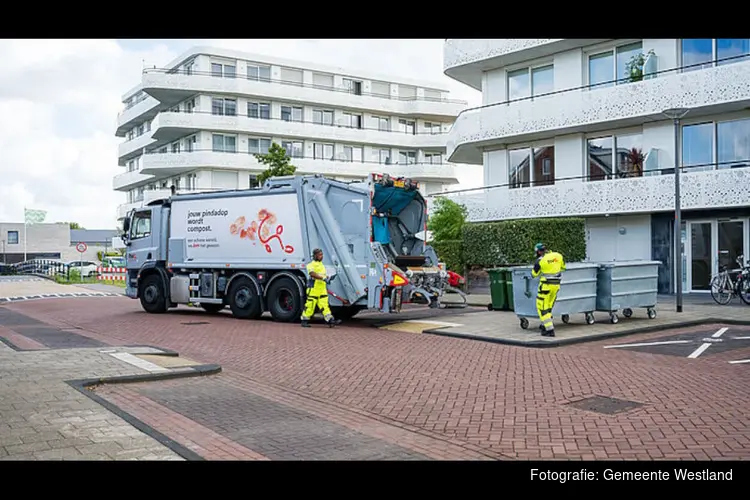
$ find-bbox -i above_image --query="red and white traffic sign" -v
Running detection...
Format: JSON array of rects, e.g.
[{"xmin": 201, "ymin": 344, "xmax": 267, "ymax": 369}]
[{"xmin": 76, "ymin": 242, "xmax": 88, "ymax": 253}]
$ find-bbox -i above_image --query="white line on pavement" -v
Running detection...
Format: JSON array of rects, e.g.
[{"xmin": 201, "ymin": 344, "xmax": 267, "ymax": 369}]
[
  {"xmin": 729, "ymin": 359, "xmax": 750, "ymax": 364},
  {"xmin": 604, "ymin": 340, "xmax": 692, "ymax": 349},
  {"xmin": 732, "ymin": 336, "xmax": 750, "ymax": 340},
  {"xmin": 712, "ymin": 327, "xmax": 728, "ymax": 338},
  {"xmin": 109, "ymin": 352, "xmax": 169, "ymax": 373}
]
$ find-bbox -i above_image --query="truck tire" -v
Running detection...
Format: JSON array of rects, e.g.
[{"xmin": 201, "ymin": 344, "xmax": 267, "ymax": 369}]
[
  {"xmin": 266, "ymin": 277, "xmax": 303, "ymax": 322},
  {"xmin": 227, "ymin": 276, "xmax": 262, "ymax": 320},
  {"xmin": 139, "ymin": 274, "xmax": 168, "ymax": 314}
]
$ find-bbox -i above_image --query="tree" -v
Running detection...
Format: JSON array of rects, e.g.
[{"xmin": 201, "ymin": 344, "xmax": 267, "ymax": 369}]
[
  {"xmin": 59, "ymin": 222, "xmax": 84, "ymax": 229},
  {"xmin": 427, "ymin": 197, "xmax": 468, "ymax": 242},
  {"xmin": 254, "ymin": 142, "xmax": 297, "ymax": 184}
]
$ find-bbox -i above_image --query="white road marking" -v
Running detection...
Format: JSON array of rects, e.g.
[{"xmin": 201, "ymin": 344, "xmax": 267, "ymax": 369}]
[
  {"xmin": 729, "ymin": 359, "xmax": 750, "ymax": 364},
  {"xmin": 687, "ymin": 327, "xmax": 729, "ymax": 359},
  {"xmin": 109, "ymin": 352, "xmax": 169, "ymax": 373},
  {"xmin": 604, "ymin": 340, "xmax": 691, "ymax": 349},
  {"xmin": 732, "ymin": 336, "xmax": 750, "ymax": 340}
]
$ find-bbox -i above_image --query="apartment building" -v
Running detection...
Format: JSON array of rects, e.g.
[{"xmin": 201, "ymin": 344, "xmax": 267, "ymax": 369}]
[
  {"xmin": 441, "ymin": 38, "xmax": 750, "ymax": 294},
  {"xmin": 114, "ymin": 45, "xmax": 468, "ymax": 221}
]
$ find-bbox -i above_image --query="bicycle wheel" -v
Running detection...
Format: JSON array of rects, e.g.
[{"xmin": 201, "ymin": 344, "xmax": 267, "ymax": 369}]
[
  {"xmin": 738, "ymin": 276, "xmax": 750, "ymax": 306},
  {"xmin": 710, "ymin": 274, "xmax": 733, "ymax": 305}
]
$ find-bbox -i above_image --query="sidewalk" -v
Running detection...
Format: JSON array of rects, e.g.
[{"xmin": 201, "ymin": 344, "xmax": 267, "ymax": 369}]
[{"xmin": 421, "ymin": 294, "xmax": 750, "ymax": 347}]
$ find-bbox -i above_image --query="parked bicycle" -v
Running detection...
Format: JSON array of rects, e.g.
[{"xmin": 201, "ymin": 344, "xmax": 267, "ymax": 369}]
[{"xmin": 709, "ymin": 254, "xmax": 750, "ymax": 305}]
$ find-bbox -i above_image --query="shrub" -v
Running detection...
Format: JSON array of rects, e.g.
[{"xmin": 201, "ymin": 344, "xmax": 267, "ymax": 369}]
[
  {"xmin": 462, "ymin": 218, "xmax": 586, "ymax": 267},
  {"xmin": 431, "ymin": 239, "xmax": 464, "ymax": 272}
]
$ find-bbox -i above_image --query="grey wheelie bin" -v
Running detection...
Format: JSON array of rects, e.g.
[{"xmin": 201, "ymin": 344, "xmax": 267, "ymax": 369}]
[
  {"xmin": 595, "ymin": 260, "xmax": 661, "ymax": 324},
  {"xmin": 510, "ymin": 262, "xmax": 599, "ymax": 331}
]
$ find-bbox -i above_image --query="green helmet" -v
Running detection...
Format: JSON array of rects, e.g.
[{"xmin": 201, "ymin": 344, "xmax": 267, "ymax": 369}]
[{"xmin": 534, "ymin": 243, "xmax": 546, "ymax": 253}]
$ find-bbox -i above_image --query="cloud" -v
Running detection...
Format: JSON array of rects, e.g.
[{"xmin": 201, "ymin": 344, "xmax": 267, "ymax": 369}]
[{"xmin": 0, "ymin": 39, "xmax": 480, "ymax": 230}]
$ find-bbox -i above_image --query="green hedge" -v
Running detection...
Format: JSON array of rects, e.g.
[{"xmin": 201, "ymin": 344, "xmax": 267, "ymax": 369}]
[
  {"xmin": 462, "ymin": 218, "xmax": 586, "ymax": 267},
  {"xmin": 431, "ymin": 239, "xmax": 464, "ymax": 272}
]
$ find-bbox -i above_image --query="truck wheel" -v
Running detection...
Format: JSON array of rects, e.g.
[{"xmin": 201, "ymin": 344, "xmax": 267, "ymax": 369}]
[
  {"xmin": 139, "ymin": 274, "xmax": 168, "ymax": 314},
  {"xmin": 227, "ymin": 277, "xmax": 262, "ymax": 320},
  {"xmin": 266, "ymin": 277, "xmax": 302, "ymax": 322}
]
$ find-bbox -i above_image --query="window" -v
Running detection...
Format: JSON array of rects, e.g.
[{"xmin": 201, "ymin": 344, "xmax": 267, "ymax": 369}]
[
  {"xmin": 171, "ymin": 142, "xmax": 180, "ymax": 154},
  {"xmin": 375, "ymin": 116, "xmax": 390, "ymax": 132},
  {"xmin": 184, "ymin": 99, "xmax": 195, "ymax": 113},
  {"xmin": 717, "ymin": 118, "xmax": 750, "ymax": 169},
  {"xmin": 682, "ymin": 123, "xmax": 714, "ymax": 172},
  {"xmin": 424, "ymin": 153, "xmax": 442, "ymax": 164},
  {"xmin": 424, "ymin": 122, "xmax": 442, "ymax": 134},
  {"xmin": 588, "ymin": 42, "xmax": 643, "ymax": 88},
  {"xmin": 682, "ymin": 38, "xmax": 750, "ymax": 71},
  {"xmin": 398, "ymin": 151, "xmax": 416, "ymax": 164},
  {"xmin": 313, "ymin": 109, "xmax": 334, "ymax": 126},
  {"xmin": 186, "ymin": 174, "xmax": 196, "ymax": 190},
  {"xmin": 399, "ymin": 119, "xmax": 415, "ymax": 135},
  {"xmin": 343, "ymin": 112, "xmax": 363, "ymax": 129},
  {"xmin": 343, "ymin": 78, "xmax": 363, "ymax": 95},
  {"xmin": 211, "ymin": 62, "xmax": 236, "ymax": 78},
  {"xmin": 184, "ymin": 135, "xmax": 196, "ymax": 153},
  {"xmin": 281, "ymin": 105, "xmax": 303, "ymax": 122},
  {"xmin": 157, "ymin": 147, "xmax": 167, "ymax": 154},
  {"xmin": 343, "ymin": 146, "xmax": 364, "ymax": 162},
  {"xmin": 183, "ymin": 61, "xmax": 193, "ymax": 76},
  {"xmin": 507, "ymin": 64, "xmax": 554, "ymax": 100},
  {"xmin": 211, "ymin": 97, "xmax": 237, "ymax": 116},
  {"xmin": 313, "ymin": 143, "xmax": 334, "ymax": 160},
  {"xmin": 249, "ymin": 175, "xmax": 260, "ymax": 188},
  {"xmin": 508, "ymin": 146, "xmax": 555, "ymax": 188},
  {"xmin": 248, "ymin": 102, "xmax": 270, "ymax": 120},
  {"xmin": 247, "ymin": 64, "xmax": 271, "ymax": 82},
  {"xmin": 379, "ymin": 149, "xmax": 391, "ymax": 164},
  {"xmin": 587, "ymin": 133, "xmax": 643, "ymax": 181},
  {"xmin": 281, "ymin": 140, "xmax": 304, "ymax": 158},
  {"xmin": 7, "ymin": 231, "xmax": 19, "ymax": 245},
  {"xmin": 130, "ymin": 211, "xmax": 151, "ymax": 240},
  {"xmin": 249, "ymin": 138, "xmax": 272, "ymax": 155},
  {"xmin": 212, "ymin": 134, "xmax": 237, "ymax": 153}
]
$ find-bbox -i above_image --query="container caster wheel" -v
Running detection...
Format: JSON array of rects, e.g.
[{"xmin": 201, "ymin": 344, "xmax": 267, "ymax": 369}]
[
  {"xmin": 610, "ymin": 312, "xmax": 619, "ymax": 324},
  {"xmin": 647, "ymin": 308, "xmax": 657, "ymax": 319},
  {"xmin": 585, "ymin": 313, "xmax": 595, "ymax": 325},
  {"xmin": 623, "ymin": 308, "xmax": 633, "ymax": 318},
  {"xmin": 520, "ymin": 318, "xmax": 529, "ymax": 330},
  {"xmin": 562, "ymin": 314, "xmax": 570, "ymax": 324},
  {"xmin": 487, "ymin": 303, "xmax": 493, "ymax": 311}
]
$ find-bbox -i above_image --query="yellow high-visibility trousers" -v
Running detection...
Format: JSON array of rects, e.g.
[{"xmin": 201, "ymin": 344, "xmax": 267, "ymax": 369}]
[
  {"xmin": 301, "ymin": 290, "xmax": 333, "ymax": 322},
  {"xmin": 536, "ymin": 281, "xmax": 560, "ymax": 332}
]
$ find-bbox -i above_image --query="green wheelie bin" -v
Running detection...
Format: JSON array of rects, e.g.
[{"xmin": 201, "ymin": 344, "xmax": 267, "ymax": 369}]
[
  {"xmin": 505, "ymin": 271, "xmax": 515, "ymax": 311},
  {"xmin": 487, "ymin": 267, "xmax": 509, "ymax": 311}
]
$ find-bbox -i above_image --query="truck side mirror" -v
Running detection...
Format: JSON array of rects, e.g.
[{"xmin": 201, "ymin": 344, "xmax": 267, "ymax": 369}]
[{"xmin": 122, "ymin": 218, "xmax": 130, "ymax": 233}]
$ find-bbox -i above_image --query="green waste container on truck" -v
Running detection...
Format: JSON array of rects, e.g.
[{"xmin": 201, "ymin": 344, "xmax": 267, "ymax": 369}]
[{"xmin": 487, "ymin": 267, "xmax": 509, "ymax": 311}]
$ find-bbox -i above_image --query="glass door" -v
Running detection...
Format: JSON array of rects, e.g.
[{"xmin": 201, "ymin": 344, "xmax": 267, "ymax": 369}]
[
  {"xmin": 689, "ymin": 222, "xmax": 712, "ymax": 291},
  {"xmin": 718, "ymin": 220, "xmax": 745, "ymax": 272}
]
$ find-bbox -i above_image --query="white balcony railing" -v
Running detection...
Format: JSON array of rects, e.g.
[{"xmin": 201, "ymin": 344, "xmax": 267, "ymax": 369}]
[
  {"xmin": 141, "ymin": 70, "xmax": 467, "ymax": 119},
  {"xmin": 116, "ymin": 96, "xmax": 160, "ymax": 137},
  {"xmin": 112, "ymin": 169, "xmax": 154, "ymax": 190},
  {"xmin": 433, "ymin": 166, "xmax": 750, "ymax": 222},
  {"xmin": 447, "ymin": 58, "xmax": 750, "ymax": 165},
  {"xmin": 118, "ymin": 132, "xmax": 156, "ymax": 162},
  {"xmin": 140, "ymin": 150, "xmax": 459, "ymax": 183},
  {"xmin": 153, "ymin": 111, "xmax": 449, "ymax": 150}
]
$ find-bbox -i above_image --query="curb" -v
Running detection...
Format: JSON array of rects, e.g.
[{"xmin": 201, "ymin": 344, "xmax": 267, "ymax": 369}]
[
  {"xmin": 422, "ymin": 318, "xmax": 750, "ymax": 348},
  {"xmin": 66, "ymin": 352, "xmax": 222, "ymax": 461}
]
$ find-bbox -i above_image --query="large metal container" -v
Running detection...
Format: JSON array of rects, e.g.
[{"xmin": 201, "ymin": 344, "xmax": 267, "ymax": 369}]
[
  {"xmin": 595, "ymin": 260, "xmax": 661, "ymax": 324},
  {"xmin": 510, "ymin": 262, "xmax": 599, "ymax": 330}
]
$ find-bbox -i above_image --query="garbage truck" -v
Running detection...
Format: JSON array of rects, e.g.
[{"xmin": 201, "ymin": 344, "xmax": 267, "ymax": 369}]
[{"xmin": 119, "ymin": 173, "xmax": 466, "ymax": 322}]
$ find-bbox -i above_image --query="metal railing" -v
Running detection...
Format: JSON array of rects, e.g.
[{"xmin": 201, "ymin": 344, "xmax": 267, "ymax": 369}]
[
  {"xmin": 141, "ymin": 67, "xmax": 469, "ymax": 105},
  {"xmin": 7, "ymin": 259, "xmax": 71, "ymax": 279},
  {"xmin": 451, "ymin": 52, "xmax": 750, "ymax": 120}
]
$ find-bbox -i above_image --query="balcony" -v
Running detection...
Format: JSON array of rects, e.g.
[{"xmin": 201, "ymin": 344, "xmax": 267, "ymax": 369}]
[
  {"xmin": 152, "ymin": 111, "xmax": 449, "ymax": 150},
  {"xmin": 116, "ymin": 188, "xmax": 205, "ymax": 219},
  {"xmin": 447, "ymin": 58, "xmax": 750, "ymax": 165},
  {"xmin": 141, "ymin": 70, "xmax": 467, "ymax": 120},
  {"xmin": 443, "ymin": 39, "xmax": 610, "ymax": 89},
  {"xmin": 434, "ymin": 166, "xmax": 750, "ymax": 222},
  {"xmin": 113, "ymin": 169, "xmax": 154, "ymax": 191},
  {"xmin": 118, "ymin": 132, "xmax": 156, "ymax": 164},
  {"xmin": 115, "ymin": 95, "xmax": 161, "ymax": 137},
  {"xmin": 140, "ymin": 150, "xmax": 459, "ymax": 183}
]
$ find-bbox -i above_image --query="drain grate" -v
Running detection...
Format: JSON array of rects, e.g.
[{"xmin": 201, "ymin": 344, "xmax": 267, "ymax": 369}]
[
  {"xmin": 181, "ymin": 321, "xmax": 210, "ymax": 326},
  {"xmin": 565, "ymin": 395, "xmax": 643, "ymax": 415}
]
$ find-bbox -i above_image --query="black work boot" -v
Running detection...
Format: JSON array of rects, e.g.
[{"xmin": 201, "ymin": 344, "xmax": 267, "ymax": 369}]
[
  {"xmin": 300, "ymin": 319, "xmax": 310, "ymax": 328},
  {"xmin": 541, "ymin": 328, "xmax": 555, "ymax": 337},
  {"xmin": 327, "ymin": 318, "xmax": 342, "ymax": 328}
]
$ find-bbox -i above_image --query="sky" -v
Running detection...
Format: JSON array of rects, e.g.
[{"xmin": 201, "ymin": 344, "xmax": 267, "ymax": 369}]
[{"xmin": 0, "ymin": 38, "xmax": 482, "ymax": 230}]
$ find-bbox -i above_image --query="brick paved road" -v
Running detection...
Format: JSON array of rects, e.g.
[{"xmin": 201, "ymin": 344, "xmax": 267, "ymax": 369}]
[{"xmin": 4, "ymin": 296, "xmax": 750, "ymax": 460}]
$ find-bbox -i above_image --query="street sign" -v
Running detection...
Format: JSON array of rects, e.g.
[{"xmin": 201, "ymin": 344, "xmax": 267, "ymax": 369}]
[{"xmin": 76, "ymin": 242, "xmax": 88, "ymax": 254}]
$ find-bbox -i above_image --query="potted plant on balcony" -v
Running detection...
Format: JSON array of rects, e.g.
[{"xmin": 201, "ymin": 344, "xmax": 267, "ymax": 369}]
[
  {"xmin": 625, "ymin": 49, "xmax": 655, "ymax": 83},
  {"xmin": 624, "ymin": 147, "xmax": 645, "ymax": 177}
]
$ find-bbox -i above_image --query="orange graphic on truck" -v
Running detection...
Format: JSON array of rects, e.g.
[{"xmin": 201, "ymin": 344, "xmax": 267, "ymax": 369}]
[{"xmin": 229, "ymin": 209, "xmax": 294, "ymax": 254}]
